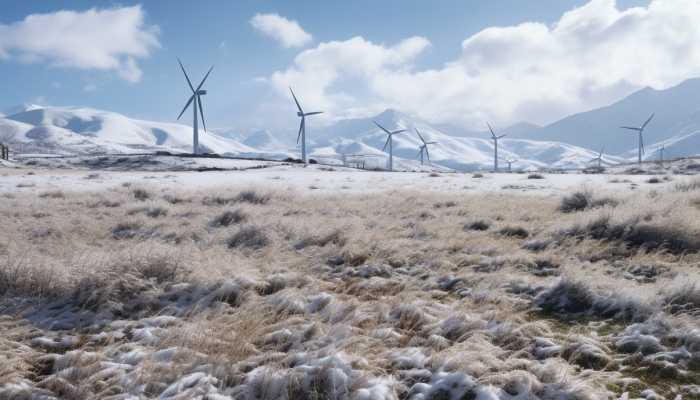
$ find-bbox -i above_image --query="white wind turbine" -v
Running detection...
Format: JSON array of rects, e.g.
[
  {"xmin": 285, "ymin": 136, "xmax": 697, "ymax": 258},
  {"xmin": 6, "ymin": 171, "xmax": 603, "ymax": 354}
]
[
  {"xmin": 651, "ymin": 142, "xmax": 672, "ymax": 161},
  {"xmin": 487, "ymin": 123, "xmax": 506, "ymax": 172},
  {"xmin": 588, "ymin": 146, "xmax": 605, "ymax": 168},
  {"xmin": 176, "ymin": 59, "xmax": 213, "ymax": 155},
  {"xmin": 374, "ymin": 121, "xmax": 406, "ymax": 171},
  {"xmin": 289, "ymin": 87, "xmax": 323, "ymax": 163},
  {"xmin": 504, "ymin": 156, "xmax": 517, "ymax": 172},
  {"xmin": 621, "ymin": 114, "xmax": 654, "ymax": 164},
  {"xmin": 414, "ymin": 128, "xmax": 437, "ymax": 165}
]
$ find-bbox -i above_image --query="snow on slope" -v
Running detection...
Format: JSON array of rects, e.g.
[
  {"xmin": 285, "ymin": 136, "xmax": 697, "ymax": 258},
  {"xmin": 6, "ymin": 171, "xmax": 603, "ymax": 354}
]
[
  {"xmin": 3, "ymin": 105, "xmax": 255, "ymax": 155},
  {"xmin": 522, "ymin": 77, "xmax": 700, "ymax": 157},
  {"xmin": 632, "ymin": 107, "xmax": 700, "ymax": 161},
  {"xmin": 302, "ymin": 109, "xmax": 615, "ymax": 171},
  {"xmin": 0, "ymin": 116, "xmax": 138, "ymax": 155},
  {"xmin": 0, "ymin": 103, "xmax": 624, "ymax": 170},
  {"xmin": 0, "ymin": 102, "xmax": 44, "ymax": 118}
]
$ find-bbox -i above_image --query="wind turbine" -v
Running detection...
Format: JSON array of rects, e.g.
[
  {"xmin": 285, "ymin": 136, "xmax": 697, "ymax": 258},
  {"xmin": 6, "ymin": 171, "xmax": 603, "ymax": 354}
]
[
  {"xmin": 487, "ymin": 123, "xmax": 506, "ymax": 172},
  {"xmin": 176, "ymin": 59, "xmax": 213, "ymax": 155},
  {"xmin": 651, "ymin": 142, "xmax": 671, "ymax": 161},
  {"xmin": 621, "ymin": 114, "xmax": 654, "ymax": 164},
  {"xmin": 374, "ymin": 121, "xmax": 406, "ymax": 171},
  {"xmin": 504, "ymin": 156, "xmax": 517, "ymax": 172},
  {"xmin": 414, "ymin": 128, "xmax": 437, "ymax": 165},
  {"xmin": 289, "ymin": 87, "xmax": 323, "ymax": 163},
  {"xmin": 588, "ymin": 146, "xmax": 605, "ymax": 168}
]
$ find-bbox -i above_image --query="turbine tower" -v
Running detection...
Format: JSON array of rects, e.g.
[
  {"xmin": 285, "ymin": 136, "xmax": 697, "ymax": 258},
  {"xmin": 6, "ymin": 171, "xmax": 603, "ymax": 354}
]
[
  {"xmin": 414, "ymin": 128, "xmax": 437, "ymax": 165},
  {"xmin": 487, "ymin": 123, "xmax": 506, "ymax": 172},
  {"xmin": 289, "ymin": 87, "xmax": 323, "ymax": 163},
  {"xmin": 177, "ymin": 59, "xmax": 213, "ymax": 155},
  {"xmin": 652, "ymin": 142, "xmax": 671, "ymax": 161},
  {"xmin": 504, "ymin": 157, "xmax": 517, "ymax": 172},
  {"xmin": 621, "ymin": 114, "xmax": 654, "ymax": 164},
  {"xmin": 374, "ymin": 121, "xmax": 406, "ymax": 171},
  {"xmin": 589, "ymin": 146, "xmax": 605, "ymax": 168}
]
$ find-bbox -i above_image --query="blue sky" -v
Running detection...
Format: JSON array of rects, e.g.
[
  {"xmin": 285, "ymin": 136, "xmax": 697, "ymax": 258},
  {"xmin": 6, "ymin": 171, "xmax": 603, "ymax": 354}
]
[{"xmin": 2, "ymin": 0, "xmax": 698, "ymax": 131}]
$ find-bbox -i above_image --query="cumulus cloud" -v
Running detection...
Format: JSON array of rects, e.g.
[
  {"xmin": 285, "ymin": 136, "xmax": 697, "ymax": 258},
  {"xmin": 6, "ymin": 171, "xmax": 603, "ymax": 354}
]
[
  {"xmin": 269, "ymin": 36, "xmax": 431, "ymax": 114},
  {"xmin": 266, "ymin": 0, "xmax": 700, "ymax": 128},
  {"xmin": 250, "ymin": 13, "xmax": 313, "ymax": 48},
  {"xmin": 0, "ymin": 6, "xmax": 160, "ymax": 83}
]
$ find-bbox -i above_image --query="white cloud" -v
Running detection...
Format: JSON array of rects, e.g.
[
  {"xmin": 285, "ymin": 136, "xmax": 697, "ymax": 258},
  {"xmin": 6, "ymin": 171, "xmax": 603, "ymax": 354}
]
[
  {"xmin": 83, "ymin": 84, "xmax": 97, "ymax": 92},
  {"xmin": 250, "ymin": 13, "xmax": 313, "ymax": 48},
  {"xmin": 265, "ymin": 0, "xmax": 700, "ymax": 128},
  {"xmin": 0, "ymin": 6, "xmax": 160, "ymax": 83},
  {"xmin": 51, "ymin": 81, "xmax": 61, "ymax": 89},
  {"xmin": 269, "ymin": 36, "xmax": 431, "ymax": 115}
]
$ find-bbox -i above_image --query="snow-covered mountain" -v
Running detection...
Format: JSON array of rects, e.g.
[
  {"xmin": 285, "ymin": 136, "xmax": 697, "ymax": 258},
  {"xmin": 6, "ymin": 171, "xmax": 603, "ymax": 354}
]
[
  {"xmin": 519, "ymin": 77, "xmax": 700, "ymax": 157},
  {"xmin": 1, "ymin": 105, "xmax": 255, "ymax": 156},
  {"xmin": 0, "ymin": 103, "xmax": 614, "ymax": 170}
]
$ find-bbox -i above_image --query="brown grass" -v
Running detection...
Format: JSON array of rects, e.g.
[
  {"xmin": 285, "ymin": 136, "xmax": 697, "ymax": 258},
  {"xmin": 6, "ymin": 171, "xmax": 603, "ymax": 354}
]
[{"xmin": 0, "ymin": 182, "xmax": 698, "ymax": 398}]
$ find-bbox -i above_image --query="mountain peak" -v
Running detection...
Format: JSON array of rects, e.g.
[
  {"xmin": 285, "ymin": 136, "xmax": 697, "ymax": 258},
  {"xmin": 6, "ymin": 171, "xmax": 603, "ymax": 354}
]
[{"xmin": 0, "ymin": 102, "xmax": 44, "ymax": 117}]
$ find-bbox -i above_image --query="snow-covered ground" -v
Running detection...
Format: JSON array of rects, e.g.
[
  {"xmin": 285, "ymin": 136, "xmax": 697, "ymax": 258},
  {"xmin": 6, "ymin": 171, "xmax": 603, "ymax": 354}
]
[{"xmin": 0, "ymin": 153, "xmax": 684, "ymax": 196}]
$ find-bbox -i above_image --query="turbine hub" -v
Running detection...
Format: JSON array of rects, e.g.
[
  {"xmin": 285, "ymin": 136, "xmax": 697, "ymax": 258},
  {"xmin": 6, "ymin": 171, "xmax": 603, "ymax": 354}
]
[
  {"xmin": 196, "ymin": 90, "xmax": 207, "ymax": 95},
  {"xmin": 297, "ymin": 112, "xmax": 304, "ymax": 117}
]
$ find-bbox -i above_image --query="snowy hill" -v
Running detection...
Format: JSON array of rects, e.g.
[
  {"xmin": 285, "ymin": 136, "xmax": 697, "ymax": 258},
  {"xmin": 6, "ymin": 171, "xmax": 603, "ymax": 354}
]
[{"xmin": 2, "ymin": 105, "xmax": 255, "ymax": 155}]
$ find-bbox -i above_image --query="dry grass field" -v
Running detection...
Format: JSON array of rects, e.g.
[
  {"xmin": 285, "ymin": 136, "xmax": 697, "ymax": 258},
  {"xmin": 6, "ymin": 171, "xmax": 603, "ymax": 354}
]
[{"xmin": 1, "ymin": 175, "xmax": 699, "ymax": 399}]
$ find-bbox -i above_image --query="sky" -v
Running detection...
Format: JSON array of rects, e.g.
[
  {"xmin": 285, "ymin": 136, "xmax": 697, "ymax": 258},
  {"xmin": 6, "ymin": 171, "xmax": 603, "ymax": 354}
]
[{"xmin": 2, "ymin": 0, "xmax": 699, "ymax": 132}]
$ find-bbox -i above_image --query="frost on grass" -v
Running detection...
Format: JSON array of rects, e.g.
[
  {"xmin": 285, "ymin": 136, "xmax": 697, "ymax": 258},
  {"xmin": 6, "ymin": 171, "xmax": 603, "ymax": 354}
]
[{"xmin": 1, "ymin": 185, "xmax": 700, "ymax": 399}]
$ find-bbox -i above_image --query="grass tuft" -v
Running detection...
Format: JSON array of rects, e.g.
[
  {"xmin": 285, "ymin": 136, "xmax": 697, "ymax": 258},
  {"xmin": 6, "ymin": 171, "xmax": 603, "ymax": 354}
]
[
  {"xmin": 464, "ymin": 220, "xmax": 490, "ymax": 231},
  {"xmin": 210, "ymin": 209, "xmax": 247, "ymax": 227},
  {"xmin": 227, "ymin": 225, "xmax": 269, "ymax": 249}
]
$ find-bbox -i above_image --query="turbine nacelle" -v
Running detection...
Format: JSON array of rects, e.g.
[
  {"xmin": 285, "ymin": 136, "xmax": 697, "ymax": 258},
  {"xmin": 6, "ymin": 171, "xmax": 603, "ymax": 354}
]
[{"xmin": 196, "ymin": 90, "xmax": 207, "ymax": 95}]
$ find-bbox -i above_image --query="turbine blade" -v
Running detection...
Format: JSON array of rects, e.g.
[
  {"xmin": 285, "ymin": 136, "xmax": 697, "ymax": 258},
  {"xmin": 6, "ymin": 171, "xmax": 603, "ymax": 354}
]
[
  {"xmin": 621, "ymin": 127, "xmax": 640, "ymax": 130},
  {"xmin": 297, "ymin": 117, "xmax": 304, "ymax": 143},
  {"xmin": 425, "ymin": 147, "xmax": 430, "ymax": 164},
  {"xmin": 641, "ymin": 134, "xmax": 645, "ymax": 154},
  {"xmin": 289, "ymin": 87, "xmax": 303, "ymax": 114},
  {"xmin": 497, "ymin": 134, "xmax": 507, "ymax": 139},
  {"xmin": 198, "ymin": 96, "xmax": 206, "ymax": 132},
  {"xmin": 196, "ymin": 65, "xmax": 214, "ymax": 91},
  {"xmin": 304, "ymin": 111, "xmax": 323, "ymax": 116},
  {"xmin": 642, "ymin": 113, "xmax": 655, "ymax": 129},
  {"xmin": 487, "ymin": 122, "xmax": 496, "ymax": 138},
  {"xmin": 178, "ymin": 58, "xmax": 195, "ymax": 93},
  {"xmin": 373, "ymin": 121, "xmax": 391, "ymax": 135},
  {"xmin": 415, "ymin": 128, "xmax": 426, "ymax": 144},
  {"xmin": 415, "ymin": 150, "xmax": 422, "ymax": 159},
  {"xmin": 382, "ymin": 136, "xmax": 390, "ymax": 152},
  {"xmin": 177, "ymin": 95, "xmax": 195, "ymax": 120},
  {"xmin": 599, "ymin": 146, "xmax": 604, "ymax": 157},
  {"xmin": 391, "ymin": 129, "xmax": 406, "ymax": 134},
  {"xmin": 427, "ymin": 142, "xmax": 437, "ymax": 144}
]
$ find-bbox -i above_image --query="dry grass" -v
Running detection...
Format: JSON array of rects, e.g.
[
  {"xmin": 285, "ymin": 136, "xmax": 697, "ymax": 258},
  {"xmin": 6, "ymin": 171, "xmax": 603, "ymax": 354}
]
[{"xmin": 0, "ymin": 182, "xmax": 699, "ymax": 398}]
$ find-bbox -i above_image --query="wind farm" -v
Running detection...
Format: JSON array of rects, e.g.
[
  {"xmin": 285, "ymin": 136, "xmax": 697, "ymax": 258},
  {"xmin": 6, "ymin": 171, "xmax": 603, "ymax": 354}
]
[{"xmin": 3, "ymin": 1, "xmax": 700, "ymax": 399}]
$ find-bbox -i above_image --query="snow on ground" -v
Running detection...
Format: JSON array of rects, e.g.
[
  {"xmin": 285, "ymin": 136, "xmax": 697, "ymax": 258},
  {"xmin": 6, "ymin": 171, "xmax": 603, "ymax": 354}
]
[{"xmin": 0, "ymin": 153, "xmax": 678, "ymax": 196}]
